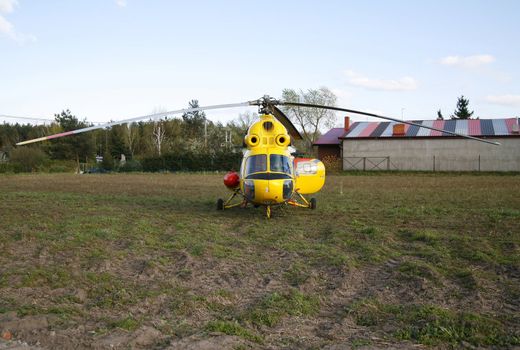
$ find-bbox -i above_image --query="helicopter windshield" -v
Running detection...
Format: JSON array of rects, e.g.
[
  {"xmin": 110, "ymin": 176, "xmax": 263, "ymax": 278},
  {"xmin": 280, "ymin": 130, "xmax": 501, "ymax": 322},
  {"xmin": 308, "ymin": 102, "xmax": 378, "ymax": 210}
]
[
  {"xmin": 245, "ymin": 154, "xmax": 267, "ymax": 175},
  {"xmin": 270, "ymin": 154, "xmax": 292, "ymax": 174}
]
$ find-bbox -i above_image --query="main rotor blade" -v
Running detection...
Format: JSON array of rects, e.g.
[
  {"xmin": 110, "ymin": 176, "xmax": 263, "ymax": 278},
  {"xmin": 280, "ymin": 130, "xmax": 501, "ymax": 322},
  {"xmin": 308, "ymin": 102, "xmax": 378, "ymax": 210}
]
[
  {"xmin": 271, "ymin": 105, "xmax": 302, "ymax": 140},
  {"xmin": 1, "ymin": 114, "xmax": 55, "ymax": 123},
  {"xmin": 16, "ymin": 101, "xmax": 251, "ymax": 146},
  {"xmin": 281, "ymin": 102, "xmax": 500, "ymax": 146}
]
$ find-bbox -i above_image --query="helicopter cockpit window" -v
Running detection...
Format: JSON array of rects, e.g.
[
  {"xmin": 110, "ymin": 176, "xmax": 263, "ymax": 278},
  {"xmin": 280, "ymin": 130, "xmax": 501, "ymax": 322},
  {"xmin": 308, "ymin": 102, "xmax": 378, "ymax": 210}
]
[
  {"xmin": 245, "ymin": 155, "xmax": 267, "ymax": 175},
  {"xmin": 270, "ymin": 155, "xmax": 291, "ymax": 174}
]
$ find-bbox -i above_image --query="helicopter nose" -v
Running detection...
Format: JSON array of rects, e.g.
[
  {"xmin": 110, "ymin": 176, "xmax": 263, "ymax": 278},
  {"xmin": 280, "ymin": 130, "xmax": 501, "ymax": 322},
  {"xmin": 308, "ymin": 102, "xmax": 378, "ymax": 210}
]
[{"xmin": 253, "ymin": 179, "xmax": 284, "ymax": 204}]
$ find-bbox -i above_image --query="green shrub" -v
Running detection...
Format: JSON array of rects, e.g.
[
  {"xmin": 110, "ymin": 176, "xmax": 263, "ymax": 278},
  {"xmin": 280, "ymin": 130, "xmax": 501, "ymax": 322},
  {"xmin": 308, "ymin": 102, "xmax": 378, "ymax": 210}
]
[
  {"xmin": 9, "ymin": 147, "xmax": 48, "ymax": 172},
  {"xmin": 101, "ymin": 152, "xmax": 114, "ymax": 171},
  {"xmin": 0, "ymin": 163, "xmax": 14, "ymax": 173},
  {"xmin": 141, "ymin": 151, "xmax": 242, "ymax": 172},
  {"xmin": 118, "ymin": 159, "xmax": 142, "ymax": 172}
]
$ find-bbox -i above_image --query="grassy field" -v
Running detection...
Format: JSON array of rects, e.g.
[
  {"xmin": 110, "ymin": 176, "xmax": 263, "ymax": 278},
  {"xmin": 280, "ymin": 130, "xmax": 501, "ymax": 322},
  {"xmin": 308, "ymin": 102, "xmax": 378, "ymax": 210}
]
[{"xmin": 0, "ymin": 173, "xmax": 519, "ymax": 349}]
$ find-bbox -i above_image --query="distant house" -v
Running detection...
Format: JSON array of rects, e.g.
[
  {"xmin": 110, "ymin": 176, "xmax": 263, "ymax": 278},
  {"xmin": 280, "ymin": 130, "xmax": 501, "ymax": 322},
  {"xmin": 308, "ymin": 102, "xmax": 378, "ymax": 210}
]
[{"xmin": 314, "ymin": 117, "xmax": 520, "ymax": 171}]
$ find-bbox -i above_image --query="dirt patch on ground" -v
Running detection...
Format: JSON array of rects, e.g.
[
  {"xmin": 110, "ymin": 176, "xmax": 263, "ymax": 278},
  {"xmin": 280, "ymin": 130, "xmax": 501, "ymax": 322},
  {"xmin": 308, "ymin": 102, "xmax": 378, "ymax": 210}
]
[{"xmin": 1, "ymin": 173, "xmax": 519, "ymax": 348}]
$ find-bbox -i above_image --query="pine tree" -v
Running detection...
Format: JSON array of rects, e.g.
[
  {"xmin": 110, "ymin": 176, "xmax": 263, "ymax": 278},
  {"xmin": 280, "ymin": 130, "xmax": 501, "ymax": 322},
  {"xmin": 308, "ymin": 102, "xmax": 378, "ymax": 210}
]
[
  {"xmin": 182, "ymin": 100, "xmax": 206, "ymax": 140},
  {"xmin": 451, "ymin": 96, "xmax": 474, "ymax": 119}
]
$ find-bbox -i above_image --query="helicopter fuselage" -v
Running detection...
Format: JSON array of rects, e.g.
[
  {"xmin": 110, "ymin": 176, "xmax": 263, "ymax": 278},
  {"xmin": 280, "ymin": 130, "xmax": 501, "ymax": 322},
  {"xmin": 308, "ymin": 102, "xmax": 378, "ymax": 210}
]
[{"xmin": 234, "ymin": 114, "xmax": 325, "ymax": 208}]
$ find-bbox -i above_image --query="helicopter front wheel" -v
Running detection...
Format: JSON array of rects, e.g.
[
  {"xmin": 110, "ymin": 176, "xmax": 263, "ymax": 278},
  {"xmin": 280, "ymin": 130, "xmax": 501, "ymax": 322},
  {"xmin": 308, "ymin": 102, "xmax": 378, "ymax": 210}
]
[
  {"xmin": 217, "ymin": 198, "xmax": 224, "ymax": 210},
  {"xmin": 266, "ymin": 205, "xmax": 271, "ymax": 218},
  {"xmin": 310, "ymin": 198, "xmax": 317, "ymax": 210}
]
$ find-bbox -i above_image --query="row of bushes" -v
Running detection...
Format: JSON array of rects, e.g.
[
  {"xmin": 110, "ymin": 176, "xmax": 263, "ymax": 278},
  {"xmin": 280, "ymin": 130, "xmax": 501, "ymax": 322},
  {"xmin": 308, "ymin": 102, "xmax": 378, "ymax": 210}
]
[
  {"xmin": 0, "ymin": 160, "xmax": 77, "ymax": 174},
  {"xmin": 0, "ymin": 149, "xmax": 243, "ymax": 174},
  {"xmin": 140, "ymin": 152, "xmax": 242, "ymax": 172}
]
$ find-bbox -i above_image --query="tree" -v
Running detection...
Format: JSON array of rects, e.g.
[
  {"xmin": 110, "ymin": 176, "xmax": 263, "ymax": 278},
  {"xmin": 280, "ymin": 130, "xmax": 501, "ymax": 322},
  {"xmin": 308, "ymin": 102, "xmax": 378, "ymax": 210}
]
[
  {"xmin": 148, "ymin": 107, "xmax": 169, "ymax": 156},
  {"xmin": 281, "ymin": 87, "xmax": 337, "ymax": 152},
  {"xmin": 108, "ymin": 124, "xmax": 130, "ymax": 159},
  {"xmin": 228, "ymin": 111, "xmax": 258, "ymax": 146},
  {"xmin": 451, "ymin": 95, "xmax": 474, "ymax": 119},
  {"xmin": 152, "ymin": 120, "xmax": 167, "ymax": 156},
  {"xmin": 437, "ymin": 109, "xmax": 444, "ymax": 120},
  {"xmin": 124, "ymin": 123, "xmax": 138, "ymax": 158},
  {"xmin": 182, "ymin": 100, "xmax": 206, "ymax": 140},
  {"xmin": 51, "ymin": 110, "xmax": 94, "ymax": 170},
  {"xmin": 231, "ymin": 111, "xmax": 257, "ymax": 134},
  {"xmin": 101, "ymin": 150, "xmax": 114, "ymax": 171}
]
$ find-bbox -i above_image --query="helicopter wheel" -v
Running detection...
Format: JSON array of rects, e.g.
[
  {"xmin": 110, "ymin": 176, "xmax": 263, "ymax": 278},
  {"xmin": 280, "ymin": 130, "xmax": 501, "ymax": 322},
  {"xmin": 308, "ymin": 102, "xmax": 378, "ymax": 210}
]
[
  {"xmin": 310, "ymin": 198, "xmax": 317, "ymax": 210},
  {"xmin": 217, "ymin": 198, "xmax": 224, "ymax": 210},
  {"xmin": 266, "ymin": 205, "xmax": 271, "ymax": 218}
]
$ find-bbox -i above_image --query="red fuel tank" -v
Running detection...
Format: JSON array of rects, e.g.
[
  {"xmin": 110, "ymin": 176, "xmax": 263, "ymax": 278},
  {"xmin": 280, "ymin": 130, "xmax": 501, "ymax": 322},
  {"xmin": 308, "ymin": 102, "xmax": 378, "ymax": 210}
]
[{"xmin": 223, "ymin": 171, "xmax": 240, "ymax": 189}]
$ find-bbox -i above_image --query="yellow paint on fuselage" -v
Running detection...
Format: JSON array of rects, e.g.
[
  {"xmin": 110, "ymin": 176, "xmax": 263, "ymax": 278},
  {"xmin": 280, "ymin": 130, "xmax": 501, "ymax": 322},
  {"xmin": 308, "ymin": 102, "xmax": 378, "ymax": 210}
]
[{"xmin": 239, "ymin": 114, "xmax": 293, "ymax": 205}]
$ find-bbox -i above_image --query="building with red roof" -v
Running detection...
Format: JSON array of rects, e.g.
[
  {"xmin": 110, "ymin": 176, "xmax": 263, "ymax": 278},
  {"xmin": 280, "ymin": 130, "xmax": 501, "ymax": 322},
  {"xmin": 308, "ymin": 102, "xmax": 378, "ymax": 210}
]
[{"xmin": 314, "ymin": 117, "xmax": 520, "ymax": 171}]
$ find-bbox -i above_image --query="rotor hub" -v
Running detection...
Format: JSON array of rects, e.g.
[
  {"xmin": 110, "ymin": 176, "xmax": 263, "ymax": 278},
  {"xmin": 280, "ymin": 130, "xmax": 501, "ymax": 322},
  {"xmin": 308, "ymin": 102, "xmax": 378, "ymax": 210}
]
[{"xmin": 251, "ymin": 95, "xmax": 280, "ymax": 114}]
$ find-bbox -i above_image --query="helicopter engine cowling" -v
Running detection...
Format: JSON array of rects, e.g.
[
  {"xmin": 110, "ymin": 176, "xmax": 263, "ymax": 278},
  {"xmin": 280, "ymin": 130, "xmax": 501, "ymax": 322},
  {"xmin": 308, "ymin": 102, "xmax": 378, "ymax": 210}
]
[{"xmin": 223, "ymin": 171, "xmax": 240, "ymax": 189}]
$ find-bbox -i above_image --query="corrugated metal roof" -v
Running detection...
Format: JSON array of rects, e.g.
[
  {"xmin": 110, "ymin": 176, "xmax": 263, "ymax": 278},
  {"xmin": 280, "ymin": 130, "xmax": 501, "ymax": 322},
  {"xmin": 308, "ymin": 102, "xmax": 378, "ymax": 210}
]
[
  {"xmin": 406, "ymin": 121, "xmax": 422, "ymax": 137},
  {"xmin": 313, "ymin": 128, "xmax": 344, "ymax": 145},
  {"xmin": 430, "ymin": 120, "xmax": 445, "ymax": 137},
  {"xmin": 416, "ymin": 120, "xmax": 434, "ymax": 136},
  {"xmin": 481, "ymin": 120, "xmax": 494, "ymax": 135},
  {"xmin": 468, "ymin": 120, "xmax": 481, "ymax": 136},
  {"xmin": 492, "ymin": 119, "xmax": 509, "ymax": 135},
  {"xmin": 455, "ymin": 119, "xmax": 468, "ymax": 135},
  {"xmin": 372, "ymin": 122, "xmax": 390, "ymax": 137},
  {"xmin": 348, "ymin": 122, "xmax": 370, "ymax": 138},
  {"xmin": 315, "ymin": 118, "xmax": 519, "ymax": 145}
]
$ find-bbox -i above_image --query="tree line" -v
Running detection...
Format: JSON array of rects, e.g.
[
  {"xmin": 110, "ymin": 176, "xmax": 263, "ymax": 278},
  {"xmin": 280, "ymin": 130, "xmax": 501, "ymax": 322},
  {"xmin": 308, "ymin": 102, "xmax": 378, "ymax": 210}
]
[
  {"xmin": 0, "ymin": 88, "xmax": 341, "ymax": 173},
  {"xmin": 0, "ymin": 100, "xmax": 259, "ymax": 173}
]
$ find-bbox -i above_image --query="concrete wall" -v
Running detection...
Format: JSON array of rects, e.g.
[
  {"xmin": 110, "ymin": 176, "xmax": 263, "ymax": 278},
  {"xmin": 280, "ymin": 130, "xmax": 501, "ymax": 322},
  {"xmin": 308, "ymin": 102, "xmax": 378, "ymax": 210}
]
[{"xmin": 342, "ymin": 138, "xmax": 520, "ymax": 171}]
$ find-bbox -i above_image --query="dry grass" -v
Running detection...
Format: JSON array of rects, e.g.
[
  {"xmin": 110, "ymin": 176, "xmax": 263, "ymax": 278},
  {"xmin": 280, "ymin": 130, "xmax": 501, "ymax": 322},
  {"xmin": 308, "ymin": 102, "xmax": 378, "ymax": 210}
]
[{"xmin": 0, "ymin": 172, "xmax": 519, "ymax": 349}]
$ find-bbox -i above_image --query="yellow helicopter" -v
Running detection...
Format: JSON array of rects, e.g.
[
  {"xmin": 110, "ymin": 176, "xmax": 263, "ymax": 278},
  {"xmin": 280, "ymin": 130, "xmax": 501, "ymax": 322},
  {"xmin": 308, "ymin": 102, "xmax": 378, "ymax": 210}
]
[
  {"xmin": 218, "ymin": 112, "xmax": 325, "ymax": 218},
  {"xmin": 17, "ymin": 95, "xmax": 498, "ymax": 218}
]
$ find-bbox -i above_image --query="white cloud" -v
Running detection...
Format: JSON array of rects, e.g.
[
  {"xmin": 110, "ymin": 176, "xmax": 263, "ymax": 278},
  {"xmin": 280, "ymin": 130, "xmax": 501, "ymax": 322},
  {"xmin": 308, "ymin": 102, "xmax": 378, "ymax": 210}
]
[
  {"xmin": 0, "ymin": 0, "xmax": 18, "ymax": 14},
  {"xmin": 0, "ymin": 14, "xmax": 13, "ymax": 33},
  {"xmin": 485, "ymin": 94, "xmax": 520, "ymax": 107},
  {"xmin": 115, "ymin": 0, "xmax": 127, "ymax": 7},
  {"xmin": 0, "ymin": 0, "xmax": 35, "ymax": 44},
  {"xmin": 344, "ymin": 70, "xmax": 417, "ymax": 91},
  {"xmin": 439, "ymin": 54, "xmax": 495, "ymax": 68}
]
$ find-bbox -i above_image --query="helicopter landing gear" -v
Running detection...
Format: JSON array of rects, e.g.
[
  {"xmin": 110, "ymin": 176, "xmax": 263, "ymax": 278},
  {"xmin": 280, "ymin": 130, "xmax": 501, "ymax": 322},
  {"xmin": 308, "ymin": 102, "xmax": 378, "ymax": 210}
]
[
  {"xmin": 287, "ymin": 192, "xmax": 316, "ymax": 210},
  {"xmin": 266, "ymin": 205, "xmax": 271, "ymax": 219},
  {"xmin": 216, "ymin": 189, "xmax": 244, "ymax": 211}
]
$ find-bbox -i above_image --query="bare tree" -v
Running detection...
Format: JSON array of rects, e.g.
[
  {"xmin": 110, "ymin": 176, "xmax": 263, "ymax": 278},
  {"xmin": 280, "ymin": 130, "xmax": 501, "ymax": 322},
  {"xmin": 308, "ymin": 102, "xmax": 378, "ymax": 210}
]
[
  {"xmin": 281, "ymin": 87, "xmax": 337, "ymax": 151},
  {"xmin": 231, "ymin": 111, "xmax": 257, "ymax": 135},
  {"xmin": 235, "ymin": 111, "xmax": 257, "ymax": 132},
  {"xmin": 124, "ymin": 122, "xmax": 138, "ymax": 158},
  {"xmin": 152, "ymin": 120, "xmax": 166, "ymax": 156},
  {"xmin": 227, "ymin": 111, "xmax": 258, "ymax": 146},
  {"xmin": 151, "ymin": 107, "xmax": 168, "ymax": 156}
]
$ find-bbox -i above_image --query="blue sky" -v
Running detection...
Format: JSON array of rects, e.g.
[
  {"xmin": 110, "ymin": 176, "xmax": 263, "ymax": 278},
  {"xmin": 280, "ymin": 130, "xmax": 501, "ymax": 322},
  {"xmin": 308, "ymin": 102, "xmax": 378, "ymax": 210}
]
[{"xmin": 1, "ymin": 0, "xmax": 519, "ymax": 127}]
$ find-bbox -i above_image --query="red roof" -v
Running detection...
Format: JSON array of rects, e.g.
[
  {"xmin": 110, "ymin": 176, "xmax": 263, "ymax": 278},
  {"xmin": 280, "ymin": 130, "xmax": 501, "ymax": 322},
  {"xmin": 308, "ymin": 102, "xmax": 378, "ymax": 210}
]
[
  {"xmin": 313, "ymin": 128, "xmax": 345, "ymax": 145},
  {"xmin": 314, "ymin": 118, "xmax": 519, "ymax": 145}
]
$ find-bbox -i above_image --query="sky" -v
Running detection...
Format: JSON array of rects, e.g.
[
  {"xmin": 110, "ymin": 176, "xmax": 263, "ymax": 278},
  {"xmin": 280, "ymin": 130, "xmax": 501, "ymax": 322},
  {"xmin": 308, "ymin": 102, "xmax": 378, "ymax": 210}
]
[{"xmin": 1, "ymin": 0, "xmax": 519, "ymax": 128}]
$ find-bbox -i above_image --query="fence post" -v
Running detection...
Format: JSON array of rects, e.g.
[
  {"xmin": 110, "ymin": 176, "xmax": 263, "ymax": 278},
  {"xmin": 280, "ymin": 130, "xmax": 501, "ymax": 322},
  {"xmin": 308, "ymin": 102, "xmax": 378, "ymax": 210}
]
[
  {"xmin": 478, "ymin": 155, "xmax": 481, "ymax": 172},
  {"xmin": 433, "ymin": 155, "xmax": 436, "ymax": 172},
  {"xmin": 387, "ymin": 156, "xmax": 390, "ymax": 170},
  {"xmin": 363, "ymin": 157, "xmax": 366, "ymax": 171}
]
